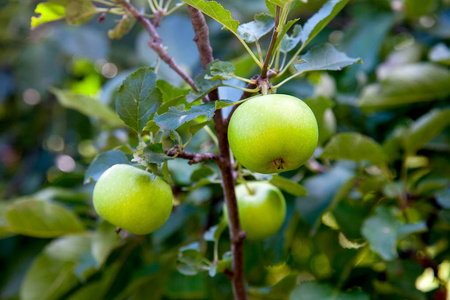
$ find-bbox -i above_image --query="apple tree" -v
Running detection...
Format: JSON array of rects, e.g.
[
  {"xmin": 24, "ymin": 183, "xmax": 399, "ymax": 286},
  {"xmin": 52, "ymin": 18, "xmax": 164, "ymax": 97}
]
[{"xmin": 0, "ymin": 0, "xmax": 449, "ymax": 299}]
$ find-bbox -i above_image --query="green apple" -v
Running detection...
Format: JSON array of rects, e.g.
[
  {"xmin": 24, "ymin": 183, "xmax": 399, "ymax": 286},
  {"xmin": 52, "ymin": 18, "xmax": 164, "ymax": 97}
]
[
  {"xmin": 93, "ymin": 164, "xmax": 173, "ymax": 235},
  {"xmin": 228, "ymin": 94, "xmax": 318, "ymax": 174},
  {"xmin": 224, "ymin": 181, "xmax": 286, "ymax": 240}
]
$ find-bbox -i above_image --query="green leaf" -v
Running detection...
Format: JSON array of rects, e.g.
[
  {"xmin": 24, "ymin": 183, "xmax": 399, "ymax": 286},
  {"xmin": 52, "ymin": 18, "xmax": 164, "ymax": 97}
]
[
  {"xmin": 320, "ymin": 132, "xmax": 387, "ymax": 165},
  {"xmin": 404, "ymin": 108, "xmax": 450, "ymax": 154},
  {"xmin": 290, "ymin": 282, "xmax": 369, "ymax": 300},
  {"xmin": 204, "ymin": 61, "xmax": 236, "ymax": 81},
  {"xmin": 265, "ymin": 0, "xmax": 276, "ymax": 16},
  {"xmin": 361, "ymin": 207, "xmax": 426, "ymax": 261},
  {"xmin": 436, "ymin": 188, "xmax": 450, "ymax": 209},
  {"xmin": 237, "ymin": 14, "xmax": 275, "ymax": 43},
  {"xmin": 208, "ymin": 252, "xmax": 232, "ymax": 277},
  {"xmin": 294, "ymin": 43, "xmax": 361, "ymax": 74},
  {"xmin": 270, "ymin": 175, "xmax": 308, "ymax": 197},
  {"xmin": 279, "ymin": 23, "xmax": 302, "ymax": 53},
  {"xmin": 91, "ymin": 221, "xmax": 122, "ymax": 267},
  {"xmin": 108, "ymin": 14, "xmax": 136, "ymax": 39},
  {"xmin": 0, "ymin": 202, "xmax": 14, "ymax": 239},
  {"xmin": 144, "ymin": 143, "xmax": 173, "ymax": 163},
  {"xmin": 203, "ymin": 220, "xmax": 227, "ymax": 243},
  {"xmin": 51, "ymin": 88, "xmax": 124, "ymax": 127},
  {"xmin": 156, "ymin": 79, "xmax": 189, "ymax": 103},
  {"xmin": 5, "ymin": 198, "xmax": 84, "ymax": 238},
  {"xmin": 300, "ymin": 0, "xmax": 349, "ymax": 47},
  {"xmin": 21, "ymin": 235, "xmax": 92, "ymax": 300},
  {"xmin": 429, "ymin": 43, "xmax": 450, "ymax": 66},
  {"xmin": 65, "ymin": 0, "xmax": 97, "ymax": 25},
  {"xmin": 31, "ymin": 0, "xmax": 67, "ymax": 28},
  {"xmin": 177, "ymin": 242, "xmax": 208, "ymax": 276},
  {"xmin": 84, "ymin": 150, "xmax": 129, "ymax": 184},
  {"xmin": 190, "ymin": 166, "xmax": 215, "ymax": 182},
  {"xmin": 180, "ymin": 0, "xmax": 239, "ymax": 33},
  {"xmin": 115, "ymin": 67, "xmax": 163, "ymax": 133},
  {"xmin": 358, "ymin": 63, "xmax": 450, "ymax": 110},
  {"xmin": 304, "ymin": 96, "xmax": 336, "ymax": 145},
  {"xmin": 267, "ymin": 0, "xmax": 294, "ymax": 9}
]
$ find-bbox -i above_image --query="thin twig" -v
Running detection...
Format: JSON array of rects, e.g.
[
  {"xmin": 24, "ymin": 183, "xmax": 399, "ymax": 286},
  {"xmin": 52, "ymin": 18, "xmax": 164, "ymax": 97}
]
[
  {"xmin": 261, "ymin": 6, "xmax": 281, "ymax": 79},
  {"xmin": 117, "ymin": 0, "xmax": 197, "ymax": 92},
  {"xmin": 187, "ymin": 5, "xmax": 248, "ymax": 300},
  {"xmin": 165, "ymin": 146, "xmax": 218, "ymax": 165}
]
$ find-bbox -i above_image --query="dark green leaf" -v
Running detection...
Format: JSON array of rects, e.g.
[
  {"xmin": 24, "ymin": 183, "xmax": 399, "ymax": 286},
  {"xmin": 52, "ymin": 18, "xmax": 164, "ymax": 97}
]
[
  {"xmin": 51, "ymin": 88, "xmax": 124, "ymax": 127},
  {"xmin": 358, "ymin": 63, "xmax": 450, "ymax": 110},
  {"xmin": 154, "ymin": 102, "xmax": 215, "ymax": 131},
  {"xmin": 21, "ymin": 235, "xmax": 92, "ymax": 300},
  {"xmin": 404, "ymin": 108, "xmax": 450, "ymax": 154},
  {"xmin": 190, "ymin": 166, "xmax": 215, "ymax": 182},
  {"xmin": 436, "ymin": 188, "xmax": 450, "ymax": 209},
  {"xmin": 203, "ymin": 220, "xmax": 227, "ymax": 242},
  {"xmin": 237, "ymin": 14, "xmax": 275, "ymax": 43},
  {"xmin": 92, "ymin": 221, "xmax": 122, "ymax": 267},
  {"xmin": 144, "ymin": 143, "xmax": 173, "ymax": 163},
  {"xmin": 270, "ymin": 175, "xmax": 308, "ymax": 197},
  {"xmin": 290, "ymin": 282, "xmax": 369, "ymax": 300},
  {"xmin": 5, "ymin": 198, "xmax": 84, "ymax": 238},
  {"xmin": 115, "ymin": 67, "xmax": 163, "ymax": 132},
  {"xmin": 294, "ymin": 43, "xmax": 361, "ymax": 74},
  {"xmin": 84, "ymin": 150, "xmax": 129, "ymax": 184},
  {"xmin": 300, "ymin": 0, "xmax": 350, "ymax": 47},
  {"xmin": 321, "ymin": 132, "xmax": 387, "ymax": 165}
]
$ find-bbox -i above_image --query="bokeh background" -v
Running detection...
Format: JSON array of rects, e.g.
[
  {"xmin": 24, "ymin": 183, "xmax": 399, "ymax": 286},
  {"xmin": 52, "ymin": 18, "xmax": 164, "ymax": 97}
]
[{"xmin": 1, "ymin": 0, "xmax": 450, "ymax": 299}]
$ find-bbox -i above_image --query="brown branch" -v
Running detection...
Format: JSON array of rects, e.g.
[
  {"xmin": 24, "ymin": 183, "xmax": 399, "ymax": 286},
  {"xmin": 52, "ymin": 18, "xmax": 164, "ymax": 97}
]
[
  {"xmin": 188, "ymin": 6, "xmax": 247, "ymax": 300},
  {"xmin": 261, "ymin": 6, "xmax": 281, "ymax": 79},
  {"xmin": 165, "ymin": 146, "xmax": 218, "ymax": 165},
  {"xmin": 117, "ymin": 0, "xmax": 197, "ymax": 93}
]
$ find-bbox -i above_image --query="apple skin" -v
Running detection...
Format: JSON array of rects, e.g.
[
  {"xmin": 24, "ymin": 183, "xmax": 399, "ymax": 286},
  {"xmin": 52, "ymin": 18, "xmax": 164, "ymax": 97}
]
[
  {"xmin": 93, "ymin": 164, "xmax": 173, "ymax": 235},
  {"xmin": 228, "ymin": 94, "xmax": 318, "ymax": 174},
  {"xmin": 224, "ymin": 182, "xmax": 286, "ymax": 240}
]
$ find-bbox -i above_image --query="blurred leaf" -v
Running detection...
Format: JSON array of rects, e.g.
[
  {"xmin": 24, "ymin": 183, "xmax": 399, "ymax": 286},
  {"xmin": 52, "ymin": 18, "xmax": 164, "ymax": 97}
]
[
  {"xmin": 177, "ymin": 242, "xmax": 208, "ymax": 276},
  {"xmin": 290, "ymin": 282, "xmax": 369, "ymax": 299},
  {"xmin": 203, "ymin": 220, "xmax": 227, "ymax": 242},
  {"xmin": 65, "ymin": 0, "xmax": 97, "ymax": 25},
  {"xmin": 266, "ymin": 272, "xmax": 299, "ymax": 299},
  {"xmin": 270, "ymin": 175, "xmax": 308, "ymax": 197},
  {"xmin": 296, "ymin": 163, "xmax": 354, "ymax": 228},
  {"xmin": 358, "ymin": 63, "xmax": 450, "ymax": 110},
  {"xmin": 20, "ymin": 235, "xmax": 92, "ymax": 300},
  {"xmin": 300, "ymin": 0, "xmax": 350, "ymax": 47},
  {"xmin": 115, "ymin": 67, "xmax": 163, "ymax": 133},
  {"xmin": 404, "ymin": 0, "xmax": 436, "ymax": 18},
  {"xmin": 108, "ymin": 14, "xmax": 136, "ymax": 39},
  {"xmin": 436, "ymin": 188, "xmax": 450, "ymax": 209},
  {"xmin": 31, "ymin": 1, "xmax": 66, "ymax": 28},
  {"xmin": 280, "ymin": 23, "xmax": 301, "ymax": 53},
  {"xmin": 361, "ymin": 207, "xmax": 426, "ymax": 261},
  {"xmin": 304, "ymin": 96, "xmax": 336, "ymax": 144},
  {"xmin": 237, "ymin": 14, "xmax": 275, "ymax": 43},
  {"xmin": 84, "ymin": 150, "xmax": 129, "ymax": 184},
  {"xmin": 294, "ymin": 43, "xmax": 361, "ymax": 75},
  {"xmin": 0, "ymin": 202, "xmax": 14, "ymax": 239},
  {"xmin": 333, "ymin": 197, "xmax": 372, "ymax": 240},
  {"xmin": 91, "ymin": 221, "xmax": 121, "ymax": 267},
  {"xmin": 52, "ymin": 89, "xmax": 124, "ymax": 127},
  {"xmin": 429, "ymin": 43, "xmax": 450, "ymax": 66},
  {"xmin": 320, "ymin": 132, "xmax": 387, "ymax": 165},
  {"xmin": 204, "ymin": 61, "xmax": 236, "ymax": 81},
  {"xmin": 180, "ymin": 0, "xmax": 239, "ymax": 33},
  {"xmin": 404, "ymin": 108, "xmax": 450, "ymax": 154},
  {"xmin": 190, "ymin": 166, "xmax": 215, "ymax": 182},
  {"xmin": 144, "ymin": 143, "xmax": 173, "ymax": 163},
  {"xmin": 209, "ymin": 252, "xmax": 232, "ymax": 277},
  {"xmin": 5, "ymin": 198, "xmax": 84, "ymax": 238}
]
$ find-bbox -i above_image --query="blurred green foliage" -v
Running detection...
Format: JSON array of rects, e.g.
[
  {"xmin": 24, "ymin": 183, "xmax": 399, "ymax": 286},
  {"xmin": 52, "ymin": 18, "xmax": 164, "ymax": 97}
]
[{"xmin": 1, "ymin": 0, "xmax": 450, "ymax": 299}]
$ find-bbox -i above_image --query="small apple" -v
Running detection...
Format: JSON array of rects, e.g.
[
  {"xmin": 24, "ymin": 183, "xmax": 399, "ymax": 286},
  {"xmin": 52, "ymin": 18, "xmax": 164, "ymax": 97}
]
[
  {"xmin": 93, "ymin": 164, "xmax": 173, "ymax": 235},
  {"xmin": 224, "ymin": 181, "xmax": 286, "ymax": 240},
  {"xmin": 228, "ymin": 94, "xmax": 318, "ymax": 174}
]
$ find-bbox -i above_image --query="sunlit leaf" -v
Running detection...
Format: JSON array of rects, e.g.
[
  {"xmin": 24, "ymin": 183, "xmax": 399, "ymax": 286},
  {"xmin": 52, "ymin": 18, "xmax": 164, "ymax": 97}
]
[
  {"xmin": 270, "ymin": 175, "xmax": 308, "ymax": 197},
  {"xmin": 31, "ymin": 0, "xmax": 67, "ymax": 28},
  {"xmin": 5, "ymin": 198, "xmax": 84, "ymax": 238},
  {"xmin": 115, "ymin": 67, "xmax": 163, "ymax": 133},
  {"xmin": 108, "ymin": 14, "xmax": 136, "ymax": 39},
  {"xmin": 300, "ymin": 0, "xmax": 349, "ymax": 47},
  {"xmin": 52, "ymin": 88, "xmax": 124, "ymax": 127}
]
